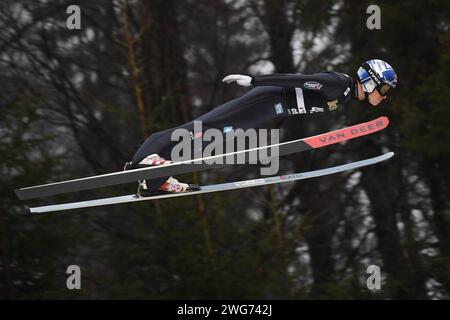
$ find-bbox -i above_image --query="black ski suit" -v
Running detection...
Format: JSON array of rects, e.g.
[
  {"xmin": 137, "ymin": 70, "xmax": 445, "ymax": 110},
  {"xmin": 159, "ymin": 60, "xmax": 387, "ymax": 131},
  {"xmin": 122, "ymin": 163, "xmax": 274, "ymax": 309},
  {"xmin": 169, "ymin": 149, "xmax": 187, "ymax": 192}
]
[{"xmin": 130, "ymin": 72, "xmax": 356, "ymax": 191}]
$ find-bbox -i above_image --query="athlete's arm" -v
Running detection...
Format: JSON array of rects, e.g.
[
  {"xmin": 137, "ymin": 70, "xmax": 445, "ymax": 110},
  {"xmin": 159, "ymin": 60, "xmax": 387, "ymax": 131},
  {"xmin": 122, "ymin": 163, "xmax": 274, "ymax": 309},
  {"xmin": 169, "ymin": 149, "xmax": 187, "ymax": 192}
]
[
  {"xmin": 222, "ymin": 72, "xmax": 347, "ymax": 94},
  {"xmin": 251, "ymin": 73, "xmax": 342, "ymax": 91}
]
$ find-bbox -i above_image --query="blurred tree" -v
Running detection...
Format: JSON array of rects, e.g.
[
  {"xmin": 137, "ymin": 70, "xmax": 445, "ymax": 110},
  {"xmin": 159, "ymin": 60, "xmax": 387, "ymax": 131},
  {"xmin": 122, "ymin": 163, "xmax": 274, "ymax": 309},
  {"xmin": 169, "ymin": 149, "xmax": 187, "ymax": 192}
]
[{"xmin": 336, "ymin": 0, "xmax": 449, "ymax": 298}]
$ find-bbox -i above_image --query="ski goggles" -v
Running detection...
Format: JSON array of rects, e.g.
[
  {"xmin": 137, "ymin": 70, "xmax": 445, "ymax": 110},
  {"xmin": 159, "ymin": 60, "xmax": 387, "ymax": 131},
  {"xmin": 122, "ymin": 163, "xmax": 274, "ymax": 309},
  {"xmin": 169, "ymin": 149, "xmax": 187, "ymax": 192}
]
[
  {"xmin": 376, "ymin": 83, "xmax": 392, "ymax": 96},
  {"xmin": 361, "ymin": 63, "xmax": 392, "ymax": 97},
  {"xmin": 361, "ymin": 80, "xmax": 392, "ymax": 97}
]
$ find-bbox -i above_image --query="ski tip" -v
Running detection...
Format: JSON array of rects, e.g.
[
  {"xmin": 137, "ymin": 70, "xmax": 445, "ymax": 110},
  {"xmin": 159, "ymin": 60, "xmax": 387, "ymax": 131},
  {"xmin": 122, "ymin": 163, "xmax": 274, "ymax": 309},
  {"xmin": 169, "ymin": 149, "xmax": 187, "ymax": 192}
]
[
  {"xmin": 375, "ymin": 151, "xmax": 395, "ymax": 163},
  {"xmin": 304, "ymin": 117, "xmax": 391, "ymax": 149},
  {"xmin": 377, "ymin": 116, "xmax": 389, "ymax": 128},
  {"xmin": 369, "ymin": 116, "xmax": 389, "ymax": 130},
  {"xmin": 385, "ymin": 151, "xmax": 395, "ymax": 159}
]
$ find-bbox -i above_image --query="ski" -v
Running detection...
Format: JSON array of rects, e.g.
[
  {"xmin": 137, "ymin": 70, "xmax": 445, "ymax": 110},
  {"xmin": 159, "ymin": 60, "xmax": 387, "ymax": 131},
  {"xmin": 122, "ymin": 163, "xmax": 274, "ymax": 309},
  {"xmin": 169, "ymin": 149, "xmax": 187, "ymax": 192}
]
[
  {"xmin": 29, "ymin": 152, "xmax": 394, "ymax": 214},
  {"xmin": 16, "ymin": 116, "xmax": 389, "ymax": 200}
]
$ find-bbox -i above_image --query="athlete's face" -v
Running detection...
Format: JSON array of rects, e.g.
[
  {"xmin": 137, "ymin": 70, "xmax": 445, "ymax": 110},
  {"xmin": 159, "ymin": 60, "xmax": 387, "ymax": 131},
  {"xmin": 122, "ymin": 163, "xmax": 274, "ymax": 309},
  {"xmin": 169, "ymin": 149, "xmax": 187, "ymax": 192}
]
[{"xmin": 367, "ymin": 89, "xmax": 387, "ymax": 106}]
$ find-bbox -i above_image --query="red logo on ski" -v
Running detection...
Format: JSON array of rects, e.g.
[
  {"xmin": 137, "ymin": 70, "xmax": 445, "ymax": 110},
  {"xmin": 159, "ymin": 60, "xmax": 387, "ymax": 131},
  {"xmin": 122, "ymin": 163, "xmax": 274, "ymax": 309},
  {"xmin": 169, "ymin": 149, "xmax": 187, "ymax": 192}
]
[{"xmin": 303, "ymin": 117, "xmax": 389, "ymax": 148}]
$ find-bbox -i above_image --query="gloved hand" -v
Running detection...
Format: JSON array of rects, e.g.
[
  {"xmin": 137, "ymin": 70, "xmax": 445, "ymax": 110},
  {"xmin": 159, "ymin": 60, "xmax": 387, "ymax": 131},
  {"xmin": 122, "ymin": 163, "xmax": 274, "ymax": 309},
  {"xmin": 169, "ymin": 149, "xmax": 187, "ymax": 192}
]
[{"xmin": 222, "ymin": 74, "xmax": 252, "ymax": 87}]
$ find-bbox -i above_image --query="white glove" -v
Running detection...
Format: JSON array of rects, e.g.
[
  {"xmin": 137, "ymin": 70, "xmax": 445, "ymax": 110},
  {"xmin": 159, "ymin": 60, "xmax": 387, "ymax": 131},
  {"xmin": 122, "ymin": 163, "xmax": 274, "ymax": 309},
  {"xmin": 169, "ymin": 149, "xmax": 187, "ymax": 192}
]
[{"xmin": 222, "ymin": 74, "xmax": 252, "ymax": 87}]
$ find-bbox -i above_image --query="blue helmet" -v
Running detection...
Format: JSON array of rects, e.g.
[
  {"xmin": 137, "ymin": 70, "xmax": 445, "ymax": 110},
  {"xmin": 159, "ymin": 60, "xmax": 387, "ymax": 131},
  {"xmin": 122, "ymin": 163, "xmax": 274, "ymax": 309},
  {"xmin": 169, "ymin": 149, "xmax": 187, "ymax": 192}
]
[{"xmin": 357, "ymin": 59, "xmax": 398, "ymax": 96}]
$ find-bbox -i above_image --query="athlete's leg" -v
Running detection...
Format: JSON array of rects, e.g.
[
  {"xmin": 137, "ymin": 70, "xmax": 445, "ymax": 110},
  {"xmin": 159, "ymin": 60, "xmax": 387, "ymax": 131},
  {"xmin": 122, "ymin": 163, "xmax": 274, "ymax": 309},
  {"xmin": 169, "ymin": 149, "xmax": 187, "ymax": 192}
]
[
  {"xmin": 127, "ymin": 86, "xmax": 288, "ymax": 193},
  {"xmin": 128, "ymin": 130, "xmax": 176, "ymax": 192}
]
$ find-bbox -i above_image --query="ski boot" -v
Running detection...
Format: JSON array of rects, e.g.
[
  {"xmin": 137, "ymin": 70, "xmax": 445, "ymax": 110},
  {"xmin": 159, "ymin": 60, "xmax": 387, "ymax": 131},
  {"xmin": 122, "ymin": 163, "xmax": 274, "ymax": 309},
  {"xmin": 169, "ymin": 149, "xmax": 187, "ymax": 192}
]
[
  {"xmin": 137, "ymin": 177, "xmax": 201, "ymax": 197},
  {"xmin": 125, "ymin": 154, "xmax": 200, "ymax": 197}
]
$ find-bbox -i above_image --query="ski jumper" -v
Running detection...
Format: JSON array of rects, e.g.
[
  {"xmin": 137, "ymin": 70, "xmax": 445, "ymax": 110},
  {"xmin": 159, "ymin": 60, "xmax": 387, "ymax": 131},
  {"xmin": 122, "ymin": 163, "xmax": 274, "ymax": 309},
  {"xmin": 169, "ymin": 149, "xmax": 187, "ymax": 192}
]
[{"xmin": 130, "ymin": 72, "xmax": 356, "ymax": 191}]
